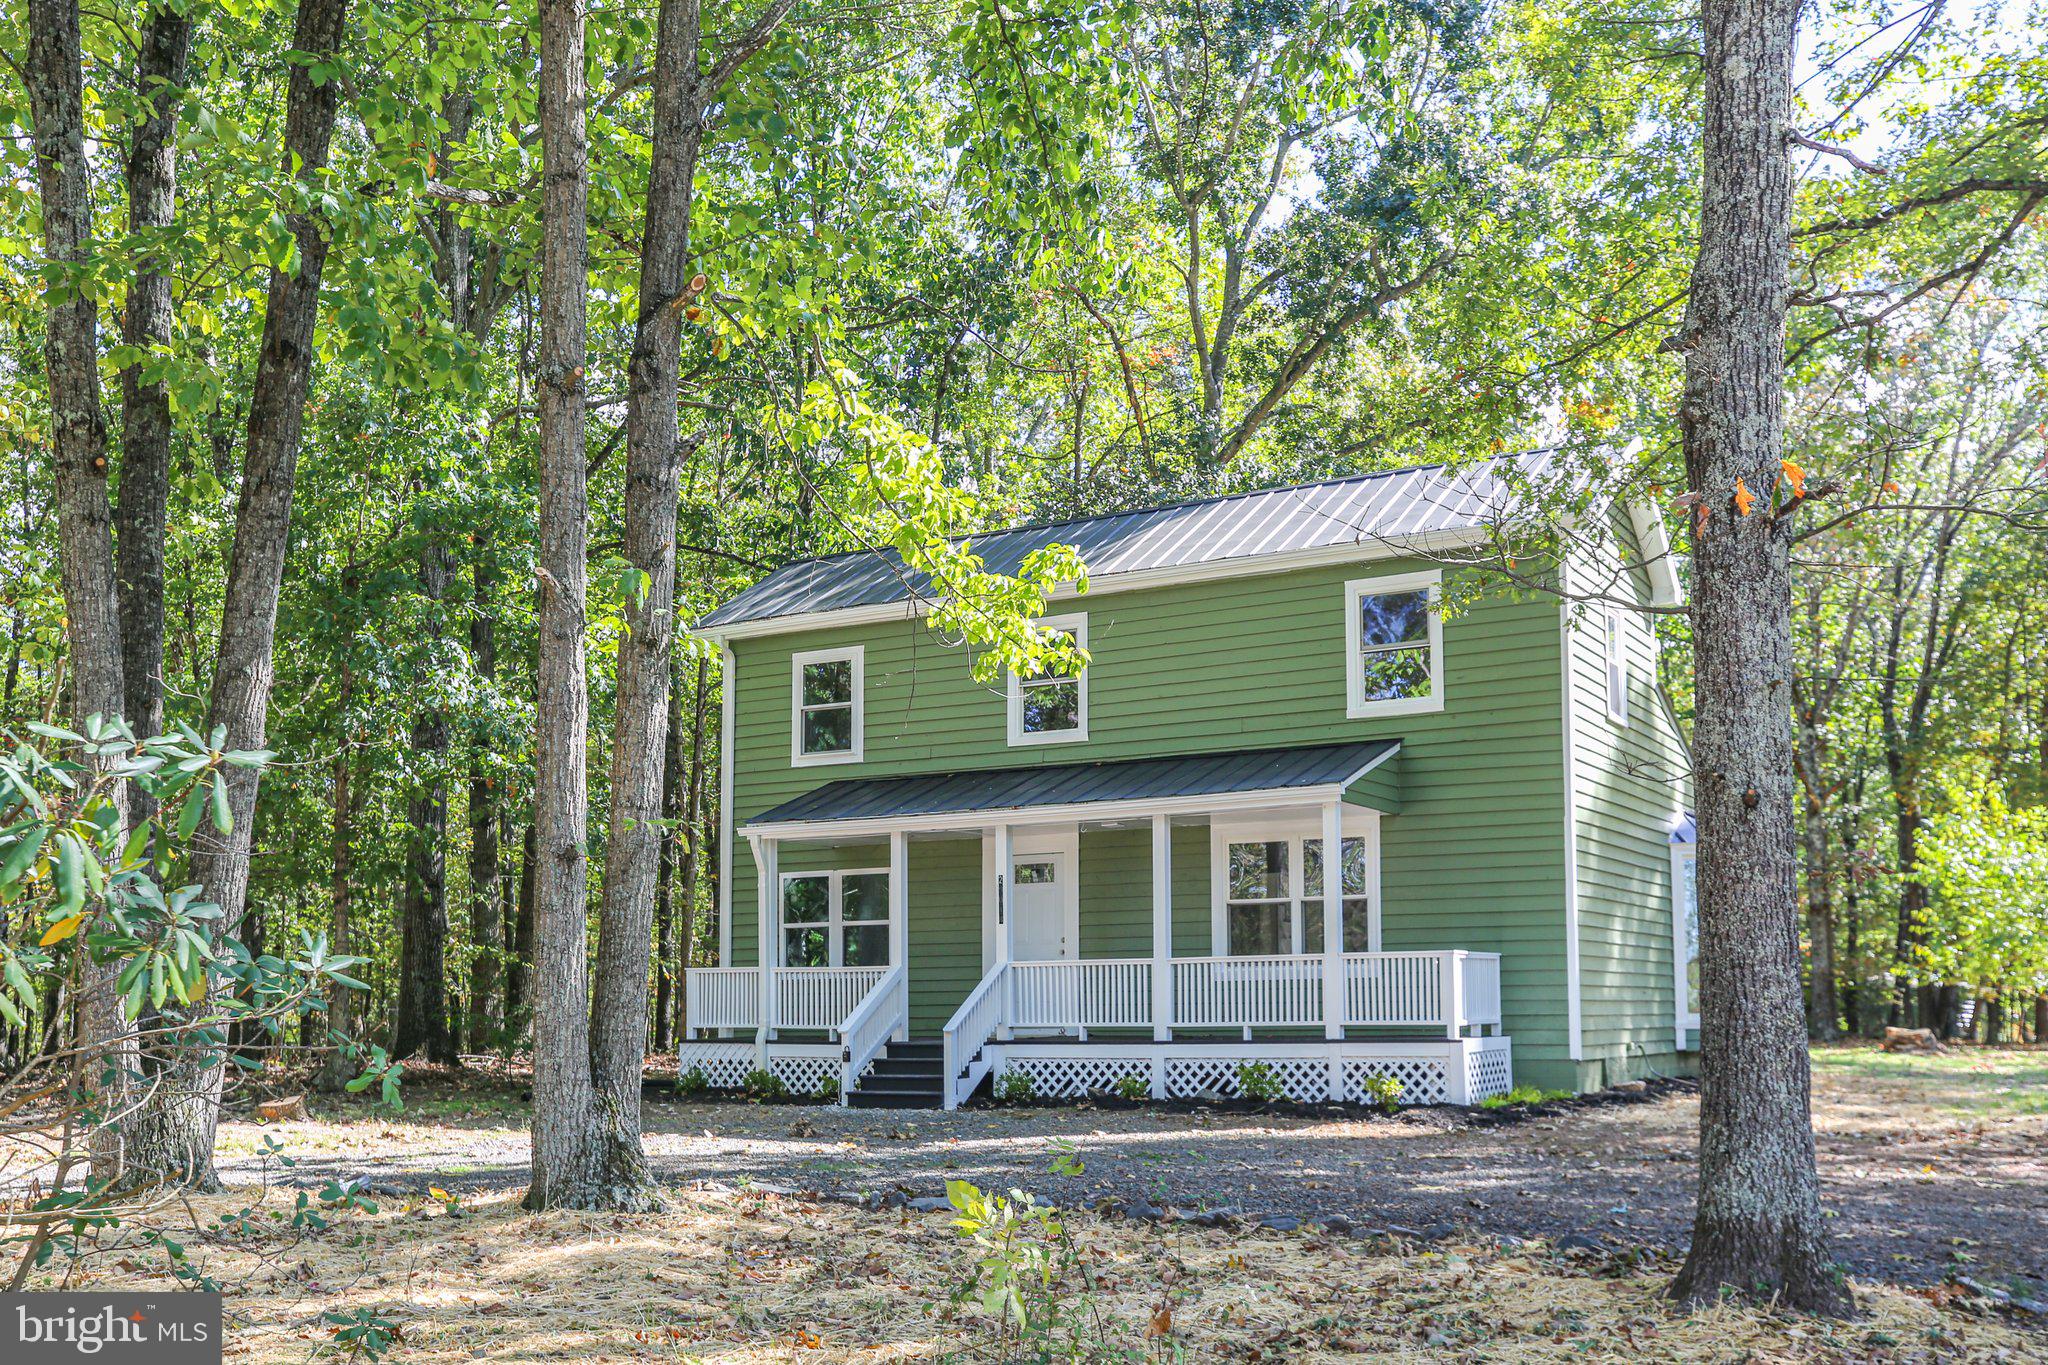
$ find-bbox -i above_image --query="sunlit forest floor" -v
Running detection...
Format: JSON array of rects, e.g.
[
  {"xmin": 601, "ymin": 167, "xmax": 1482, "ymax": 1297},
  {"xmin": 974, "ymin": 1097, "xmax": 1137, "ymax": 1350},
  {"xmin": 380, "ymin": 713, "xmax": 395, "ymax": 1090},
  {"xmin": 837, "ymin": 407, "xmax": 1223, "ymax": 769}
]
[{"xmin": 20, "ymin": 1045, "xmax": 2041, "ymax": 1360}]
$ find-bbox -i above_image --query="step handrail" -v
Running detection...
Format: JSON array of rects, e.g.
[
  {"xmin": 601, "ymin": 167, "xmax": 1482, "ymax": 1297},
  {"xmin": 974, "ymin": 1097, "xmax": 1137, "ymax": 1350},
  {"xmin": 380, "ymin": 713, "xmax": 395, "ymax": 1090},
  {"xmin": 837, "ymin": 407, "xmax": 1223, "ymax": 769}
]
[
  {"xmin": 940, "ymin": 961, "xmax": 1009, "ymax": 1110},
  {"xmin": 837, "ymin": 961, "xmax": 907, "ymax": 1106}
]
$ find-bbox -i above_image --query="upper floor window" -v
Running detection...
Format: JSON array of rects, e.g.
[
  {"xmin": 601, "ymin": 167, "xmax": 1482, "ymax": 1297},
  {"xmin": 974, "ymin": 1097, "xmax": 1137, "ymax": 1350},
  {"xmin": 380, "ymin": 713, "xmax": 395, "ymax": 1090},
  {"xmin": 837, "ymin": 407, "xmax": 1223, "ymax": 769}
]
[
  {"xmin": 791, "ymin": 646, "xmax": 863, "ymax": 766},
  {"xmin": 1604, "ymin": 608, "xmax": 1629, "ymax": 726},
  {"xmin": 1007, "ymin": 614, "xmax": 1088, "ymax": 746},
  {"xmin": 1344, "ymin": 571, "xmax": 1443, "ymax": 718}
]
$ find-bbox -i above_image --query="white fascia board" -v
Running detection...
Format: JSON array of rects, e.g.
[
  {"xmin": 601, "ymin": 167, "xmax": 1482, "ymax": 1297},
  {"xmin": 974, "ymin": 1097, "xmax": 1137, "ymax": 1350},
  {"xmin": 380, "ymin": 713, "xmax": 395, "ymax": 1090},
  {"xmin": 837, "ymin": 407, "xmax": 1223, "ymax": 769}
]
[
  {"xmin": 1627, "ymin": 501, "xmax": 1684, "ymax": 608},
  {"xmin": 696, "ymin": 526, "xmax": 1494, "ymax": 644},
  {"xmin": 1338, "ymin": 742, "xmax": 1402, "ymax": 787},
  {"xmin": 738, "ymin": 783, "xmax": 1347, "ymax": 843}
]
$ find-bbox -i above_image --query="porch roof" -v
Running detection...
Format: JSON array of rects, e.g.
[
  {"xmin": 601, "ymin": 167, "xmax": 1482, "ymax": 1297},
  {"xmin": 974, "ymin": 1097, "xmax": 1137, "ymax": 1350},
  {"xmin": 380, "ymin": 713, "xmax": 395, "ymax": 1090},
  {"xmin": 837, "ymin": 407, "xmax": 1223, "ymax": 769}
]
[{"xmin": 742, "ymin": 739, "xmax": 1400, "ymax": 835}]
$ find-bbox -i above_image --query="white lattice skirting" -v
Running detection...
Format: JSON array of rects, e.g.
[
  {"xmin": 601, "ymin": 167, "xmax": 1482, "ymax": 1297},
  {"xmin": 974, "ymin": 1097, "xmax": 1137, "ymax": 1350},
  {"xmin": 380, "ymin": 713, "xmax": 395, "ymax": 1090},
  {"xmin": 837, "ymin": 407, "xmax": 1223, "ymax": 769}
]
[
  {"xmin": 676, "ymin": 1042, "xmax": 843, "ymax": 1096},
  {"xmin": 986, "ymin": 1037, "xmax": 1512, "ymax": 1106}
]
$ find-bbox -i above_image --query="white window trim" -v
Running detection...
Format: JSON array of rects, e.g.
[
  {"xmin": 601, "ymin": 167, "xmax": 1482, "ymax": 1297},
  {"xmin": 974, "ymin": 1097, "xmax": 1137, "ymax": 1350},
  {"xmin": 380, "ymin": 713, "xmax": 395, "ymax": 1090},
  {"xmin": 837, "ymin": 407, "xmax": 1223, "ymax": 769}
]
[
  {"xmin": 1209, "ymin": 811, "xmax": 1382, "ymax": 955},
  {"xmin": 1344, "ymin": 571, "xmax": 1445, "ymax": 719},
  {"xmin": 778, "ymin": 865, "xmax": 891, "ymax": 967},
  {"xmin": 1006, "ymin": 613, "xmax": 1089, "ymax": 747},
  {"xmin": 790, "ymin": 645, "xmax": 864, "ymax": 767},
  {"xmin": 1604, "ymin": 607, "xmax": 1630, "ymax": 727}
]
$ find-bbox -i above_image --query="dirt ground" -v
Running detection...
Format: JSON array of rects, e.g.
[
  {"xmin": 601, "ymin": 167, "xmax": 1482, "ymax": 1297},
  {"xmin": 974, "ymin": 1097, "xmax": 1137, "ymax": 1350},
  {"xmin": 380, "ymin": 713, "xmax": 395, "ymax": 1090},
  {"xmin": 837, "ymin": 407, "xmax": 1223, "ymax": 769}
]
[
  {"xmin": 41, "ymin": 1184, "xmax": 2040, "ymax": 1363},
  {"xmin": 214, "ymin": 1044, "xmax": 2048, "ymax": 1296}
]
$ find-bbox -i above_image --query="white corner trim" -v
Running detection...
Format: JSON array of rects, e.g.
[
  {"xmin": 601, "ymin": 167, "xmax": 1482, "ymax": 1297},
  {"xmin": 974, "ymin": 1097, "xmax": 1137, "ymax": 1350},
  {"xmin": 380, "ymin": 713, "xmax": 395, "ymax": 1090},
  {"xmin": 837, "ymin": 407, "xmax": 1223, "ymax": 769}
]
[
  {"xmin": 789, "ymin": 644, "xmax": 864, "ymax": 767},
  {"xmin": 1558, "ymin": 571, "xmax": 1584, "ymax": 1063},
  {"xmin": 1670, "ymin": 841, "xmax": 1700, "ymax": 1047},
  {"xmin": 1006, "ymin": 612, "xmax": 1089, "ymax": 747},
  {"xmin": 718, "ymin": 644, "xmax": 735, "ymax": 967},
  {"xmin": 1344, "ymin": 570, "xmax": 1446, "ymax": 720}
]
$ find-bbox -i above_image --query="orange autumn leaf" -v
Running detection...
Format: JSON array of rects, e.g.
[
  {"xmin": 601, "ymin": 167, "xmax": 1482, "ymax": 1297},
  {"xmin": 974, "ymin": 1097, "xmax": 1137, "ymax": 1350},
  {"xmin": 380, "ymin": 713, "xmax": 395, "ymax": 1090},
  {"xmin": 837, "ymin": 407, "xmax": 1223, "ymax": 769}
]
[
  {"xmin": 1734, "ymin": 479, "xmax": 1755, "ymax": 515},
  {"xmin": 1780, "ymin": 459, "xmax": 1805, "ymax": 496},
  {"xmin": 40, "ymin": 914, "xmax": 86, "ymax": 946},
  {"xmin": 1882, "ymin": 479, "xmax": 1901, "ymax": 495},
  {"xmin": 1148, "ymin": 1304, "xmax": 1174, "ymax": 1338},
  {"xmin": 1694, "ymin": 504, "xmax": 1711, "ymax": 536}
]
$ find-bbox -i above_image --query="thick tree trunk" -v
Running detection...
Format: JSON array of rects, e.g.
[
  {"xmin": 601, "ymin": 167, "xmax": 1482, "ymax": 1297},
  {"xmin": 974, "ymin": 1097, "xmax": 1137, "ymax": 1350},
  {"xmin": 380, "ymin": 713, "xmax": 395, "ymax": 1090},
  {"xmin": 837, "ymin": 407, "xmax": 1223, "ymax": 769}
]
[
  {"xmin": 466, "ymin": 554, "xmax": 503, "ymax": 1053},
  {"xmin": 587, "ymin": 0, "xmax": 715, "ymax": 1209},
  {"xmin": 526, "ymin": 0, "xmax": 609, "ymax": 1209},
  {"xmin": 1668, "ymin": 0, "xmax": 1849, "ymax": 1315},
  {"xmin": 115, "ymin": 3, "xmax": 190, "ymax": 813},
  {"xmin": 27, "ymin": 0, "xmax": 134, "ymax": 1187},
  {"xmin": 129, "ymin": 0, "xmax": 354, "ymax": 1191},
  {"xmin": 393, "ymin": 541, "xmax": 457, "ymax": 1064},
  {"xmin": 316, "ymin": 663, "xmax": 356, "ymax": 1092}
]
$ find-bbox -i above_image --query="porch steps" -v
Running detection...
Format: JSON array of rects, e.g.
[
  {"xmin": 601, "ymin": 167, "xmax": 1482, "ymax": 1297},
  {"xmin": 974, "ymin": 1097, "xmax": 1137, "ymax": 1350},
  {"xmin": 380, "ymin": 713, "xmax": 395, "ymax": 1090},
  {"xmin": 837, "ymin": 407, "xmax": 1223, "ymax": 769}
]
[{"xmin": 848, "ymin": 1039, "xmax": 947, "ymax": 1109}]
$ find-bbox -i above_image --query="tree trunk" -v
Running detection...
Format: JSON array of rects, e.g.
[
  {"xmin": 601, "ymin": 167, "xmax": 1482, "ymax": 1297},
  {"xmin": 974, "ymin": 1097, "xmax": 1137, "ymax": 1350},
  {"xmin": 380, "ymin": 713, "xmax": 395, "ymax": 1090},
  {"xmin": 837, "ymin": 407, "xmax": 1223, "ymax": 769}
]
[
  {"xmin": 393, "ymin": 540, "xmax": 457, "ymax": 1064},
  {"xmin": 316, "ymin": 661, "xmax": 356, "ymax": 1092},
  {"xmin": 587, "ymin": 0, "xmax": 719, "ymax": 1210},
  {"xmin": 26, "ymin": 0, "xmax": 134, "ymax": 1187},
  {"xmin": 129, "ymin": 0, "xmax": 355, "ymax": 1192},
  {"xmin": 674, "ymin": 654, "xmax": 713, "ymax": 1040},
  {"xmin": 1667, "ymin": 0, "xmax": 1849, "ymax": 1315},
  {"xmin": 653, "ymin": 669, "xmax": 686, "ymax": 1053},
  {"xmin": 466, "ymin": 552, "xmax": 502, "ymax": 1053},
  {"xmin": 114, "ymin": 3, "xmax": 190, "ymax": 814},
  {"xmin": 506, "ymin": 822, "xmax": 537, "ymax": 1038},
  {"xmin": 1794, "ymin": 716, "xmax": 1837, "ymax": 1040},
  {"xmin": 526, "ymin": 0, "xmax": 608, "ymax": 1209}
]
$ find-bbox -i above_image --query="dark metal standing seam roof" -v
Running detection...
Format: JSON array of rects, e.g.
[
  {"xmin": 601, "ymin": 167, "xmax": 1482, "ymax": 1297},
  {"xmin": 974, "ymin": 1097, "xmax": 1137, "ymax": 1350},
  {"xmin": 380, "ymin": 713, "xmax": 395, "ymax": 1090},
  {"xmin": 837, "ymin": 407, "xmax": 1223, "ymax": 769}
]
[
  {"xmin": 699, "ymin": 452, "xmax": 1558, "ymax": 630},
  {"xmin": 744, "ymin": 740, "xmax": 1400, "ymax": 828}
]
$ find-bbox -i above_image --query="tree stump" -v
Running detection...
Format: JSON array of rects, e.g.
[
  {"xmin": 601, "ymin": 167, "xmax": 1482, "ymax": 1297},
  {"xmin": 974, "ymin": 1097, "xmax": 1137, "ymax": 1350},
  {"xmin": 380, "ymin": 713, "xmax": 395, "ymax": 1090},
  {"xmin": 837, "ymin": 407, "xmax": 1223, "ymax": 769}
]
[
  {"xmin": 256, "ymin": 1095, "xmax": 309, "ymax": 1122},
  {"xmin": 1881, "ymin": 1026, "xmax": 1942, "ymax": 1054}
]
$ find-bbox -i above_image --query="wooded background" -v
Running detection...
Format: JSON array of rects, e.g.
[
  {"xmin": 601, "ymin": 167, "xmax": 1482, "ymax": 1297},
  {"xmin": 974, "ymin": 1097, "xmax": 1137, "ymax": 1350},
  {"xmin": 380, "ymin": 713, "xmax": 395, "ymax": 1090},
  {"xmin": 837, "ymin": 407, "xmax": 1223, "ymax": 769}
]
[{"xmin": 2, "ymin": 0, "xmax": 2043, "ymax": 1076}]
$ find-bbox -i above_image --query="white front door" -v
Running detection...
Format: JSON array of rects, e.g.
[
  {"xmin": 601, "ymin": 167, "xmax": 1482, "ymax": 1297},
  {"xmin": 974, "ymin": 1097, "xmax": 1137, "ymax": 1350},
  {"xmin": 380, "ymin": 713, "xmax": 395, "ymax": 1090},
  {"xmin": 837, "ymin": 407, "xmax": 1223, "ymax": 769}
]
[{"xmin": 1010, "ymin": 853, "xmax": 1070, "ymax": 963}]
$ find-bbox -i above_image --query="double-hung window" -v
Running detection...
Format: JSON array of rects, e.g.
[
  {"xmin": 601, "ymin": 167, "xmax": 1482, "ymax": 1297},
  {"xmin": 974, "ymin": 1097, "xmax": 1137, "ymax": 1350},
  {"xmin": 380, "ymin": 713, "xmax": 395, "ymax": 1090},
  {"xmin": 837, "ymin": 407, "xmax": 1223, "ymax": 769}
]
[
  {"xmin": 1222, "ymin": 834, "xmax": 1373, "ymax": 955},
  {"xmin": 1007, "ymin": 613, "xmax": 1088, "ymax": 745},
  {"xmin": 1604, "ymin": 608, "xmax": 1629, "ymax": 725},
  {"xmin": 780, "ymin": 869, "xmax": 890, "ymax": 967},
  {"xmin": 1345, "ymin": 571, "xmax": 1444, "ymax": 718},
  {"xmin": 791, "ymin": 646, "xmax": 863, "ymax": 765}
]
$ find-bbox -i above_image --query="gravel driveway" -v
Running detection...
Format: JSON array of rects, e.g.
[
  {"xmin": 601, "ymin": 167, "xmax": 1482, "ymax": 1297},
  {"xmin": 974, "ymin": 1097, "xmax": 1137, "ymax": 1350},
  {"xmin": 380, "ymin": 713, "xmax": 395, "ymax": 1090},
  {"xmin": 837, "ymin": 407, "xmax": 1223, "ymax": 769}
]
[{"xmin": 217, "ymin": 1061, "xmax": 2048, "ymax": 1293}]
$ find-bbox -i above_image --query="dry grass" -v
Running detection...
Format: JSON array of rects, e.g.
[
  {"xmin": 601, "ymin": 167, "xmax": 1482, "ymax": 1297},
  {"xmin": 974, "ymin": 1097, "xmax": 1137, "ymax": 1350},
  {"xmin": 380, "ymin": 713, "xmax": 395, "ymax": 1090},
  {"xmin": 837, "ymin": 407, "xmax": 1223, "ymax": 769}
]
[{"xmin": 26, "ymin": 1183, "xmax": 2036, "ymax": 1363}]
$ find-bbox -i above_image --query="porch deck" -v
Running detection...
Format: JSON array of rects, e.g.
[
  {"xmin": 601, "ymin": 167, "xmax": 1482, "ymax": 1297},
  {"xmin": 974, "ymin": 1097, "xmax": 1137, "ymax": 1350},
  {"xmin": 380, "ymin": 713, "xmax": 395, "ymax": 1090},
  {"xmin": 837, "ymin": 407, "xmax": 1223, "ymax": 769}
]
[{"xmin": 682, "ymin": 949, "xmax": 1511, "ymax": 1108}]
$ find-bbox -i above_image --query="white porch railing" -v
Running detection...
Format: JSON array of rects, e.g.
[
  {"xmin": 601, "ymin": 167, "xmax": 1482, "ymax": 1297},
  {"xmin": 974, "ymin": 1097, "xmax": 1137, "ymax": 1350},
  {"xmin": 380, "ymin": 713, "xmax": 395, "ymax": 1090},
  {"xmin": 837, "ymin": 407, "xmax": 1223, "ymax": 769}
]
[
  {"xmin": 682, "ymin": 967, "xmax": 762, "ymax": 1030},
  {"xmin": 774, "ymin": 966, "xmax": 887, "ymax": 1032},
  {"xmin": 1009, "ymin": 958, "xmax": 1154, "ymax": 1032},
  {"xmin": 1173, "ymin": 954, "xmax": 1325, "ymax": 1029},
  {"xmin": 838, "ymin": 963, "xmax": 908, "ymax": 1103},
  {"xmin": 941, "ymin": 966, "xmax": 1008, "ymax": 1109}
]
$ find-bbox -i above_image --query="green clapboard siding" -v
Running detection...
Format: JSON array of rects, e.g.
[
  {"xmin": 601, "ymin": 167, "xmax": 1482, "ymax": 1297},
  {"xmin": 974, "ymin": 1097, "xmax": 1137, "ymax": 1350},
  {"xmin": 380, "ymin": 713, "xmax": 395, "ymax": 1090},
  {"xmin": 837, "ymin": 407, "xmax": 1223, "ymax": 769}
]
[
  {"xmin": 1562, "ymin": 510, "xmax": 1695, "ymax": 1089},
  {"xmin": 724, "ymin": 553, "xmax": 1577, "ymax": 1072}
]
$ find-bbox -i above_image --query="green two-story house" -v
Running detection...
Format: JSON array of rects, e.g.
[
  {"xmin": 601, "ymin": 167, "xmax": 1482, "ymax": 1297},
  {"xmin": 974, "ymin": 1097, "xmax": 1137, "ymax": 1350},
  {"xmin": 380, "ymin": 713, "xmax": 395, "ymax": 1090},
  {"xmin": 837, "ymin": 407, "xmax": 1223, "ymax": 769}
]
[{"xmin": 681, "ymin": 455, "xmax": 1697, "ymax": 1108}]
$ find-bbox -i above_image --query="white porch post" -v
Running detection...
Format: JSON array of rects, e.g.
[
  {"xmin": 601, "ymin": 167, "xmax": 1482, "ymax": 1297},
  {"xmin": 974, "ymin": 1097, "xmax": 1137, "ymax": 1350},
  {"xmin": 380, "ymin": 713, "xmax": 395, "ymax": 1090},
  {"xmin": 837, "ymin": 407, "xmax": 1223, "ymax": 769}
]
[
  {"xmin": 1149, "ymin": 815, "xmax": 1173, "ymax": 1098},
  {"xmin": 993, "ymin": 823, "xmax": 1014, "ymax": 1040},
  {"xmin": 1444, "ymin": 949, "xmax": 1466, "ymax": 1041},
  {"xmin": 752, "ymin": 835, "xmax": 779, "ymax": 1062},
  {"xmin": 1320, "ymin": 801, "xmax": 1345, "ymax": 1101},
  {"xmin": 889, "ymin": 830, "xmax": 909, "ymax": 1042}
]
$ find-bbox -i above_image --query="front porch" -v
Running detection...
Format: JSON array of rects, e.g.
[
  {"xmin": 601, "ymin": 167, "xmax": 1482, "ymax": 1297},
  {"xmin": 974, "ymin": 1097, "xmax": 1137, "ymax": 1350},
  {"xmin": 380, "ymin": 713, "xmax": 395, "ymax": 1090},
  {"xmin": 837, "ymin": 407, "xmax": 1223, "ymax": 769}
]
[
  {"xmin": 687, "ymin": 739, "xmax": 1516, "ymax": 1108},
  {"xmin": 681, "ymin": 949, "xmax": 1509, "ymax": 1107}
]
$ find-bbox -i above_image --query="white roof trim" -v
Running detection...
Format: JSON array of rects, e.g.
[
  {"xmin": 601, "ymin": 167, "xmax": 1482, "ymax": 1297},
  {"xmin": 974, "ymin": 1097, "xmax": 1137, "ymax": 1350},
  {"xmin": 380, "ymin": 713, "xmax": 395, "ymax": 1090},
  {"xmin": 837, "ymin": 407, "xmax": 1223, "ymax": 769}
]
[
  {"xmin": 1628, "ymin": 502, "xmax": 1684, "ymax": 608},
  {"xmin": 700, "ymin": 525, "xmax": 1491, "ymax": 643}
]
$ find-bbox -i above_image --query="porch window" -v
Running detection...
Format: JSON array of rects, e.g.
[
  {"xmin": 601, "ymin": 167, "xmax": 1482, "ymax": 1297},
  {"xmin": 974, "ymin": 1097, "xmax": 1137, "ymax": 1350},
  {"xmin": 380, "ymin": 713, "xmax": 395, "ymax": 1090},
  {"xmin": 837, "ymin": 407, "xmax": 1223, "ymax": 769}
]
[
  {"xmin": 1225, "ymin": 837, "xmax": 1372, "ymax": 954},
  {"xmin": 1345, "ymin": 571, "xmax": 1444, "ymax": 718},
  {"xmin": 780, "ymin": 868, "xmax": 890, "ymax": 967},
  {"xmin": 1007, "ymin": 613, "xmax": 1088, "ymax": 746},
  {"xmin": 791, "ymin": 646, "xmax": 863, "ymax": 766}
]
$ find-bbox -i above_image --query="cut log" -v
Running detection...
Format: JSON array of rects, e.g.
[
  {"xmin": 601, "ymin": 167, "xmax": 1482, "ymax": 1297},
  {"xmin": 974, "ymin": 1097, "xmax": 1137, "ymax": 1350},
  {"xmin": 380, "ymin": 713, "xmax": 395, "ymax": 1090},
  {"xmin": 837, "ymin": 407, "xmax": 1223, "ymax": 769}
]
[
  {"xmin": 256, "ymin": 1095, "xmax": 309, "ymax": 1122},
  {"xmin": 1881, "ymin": 1026, "xmax": 1942, "ymax": 1054}
]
